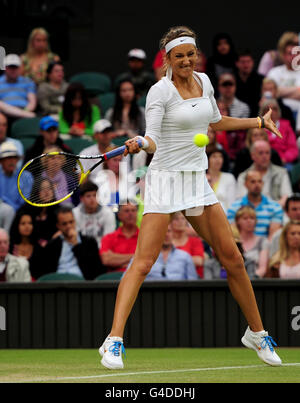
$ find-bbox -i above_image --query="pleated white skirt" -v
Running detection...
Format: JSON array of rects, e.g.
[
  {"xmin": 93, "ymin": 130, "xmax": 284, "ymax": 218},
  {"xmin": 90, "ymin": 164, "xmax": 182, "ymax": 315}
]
[{"xmin": 143, "ymin": 169, "xmax": 219, "ymax": 215}]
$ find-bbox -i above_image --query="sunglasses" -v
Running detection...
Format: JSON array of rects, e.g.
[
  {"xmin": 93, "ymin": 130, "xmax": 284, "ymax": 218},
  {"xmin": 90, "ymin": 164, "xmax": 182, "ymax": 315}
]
[{"xmin": 220, "ymin": 81, "xmax": 235, "ymax": 87}]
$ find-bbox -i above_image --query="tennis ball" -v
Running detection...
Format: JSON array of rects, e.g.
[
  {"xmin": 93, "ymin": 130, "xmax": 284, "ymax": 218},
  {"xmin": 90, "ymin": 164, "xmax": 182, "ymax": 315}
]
[{"xmin": 193, "ymin": 133, "xmax": 209, "ymax": 148}]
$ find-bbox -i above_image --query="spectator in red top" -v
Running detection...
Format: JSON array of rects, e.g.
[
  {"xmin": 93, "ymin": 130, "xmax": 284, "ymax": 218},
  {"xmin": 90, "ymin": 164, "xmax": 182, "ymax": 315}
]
[
  {"xmin": 100, "ymin": 202, "xmax": 139, "ymax": 272},
  {"xmin": 260, "ymin": 99, "xmax": 298, "ymax": 168},
  {"xmin": 170, "ymin": 212, "xmax": 205, "ymax": 278}
]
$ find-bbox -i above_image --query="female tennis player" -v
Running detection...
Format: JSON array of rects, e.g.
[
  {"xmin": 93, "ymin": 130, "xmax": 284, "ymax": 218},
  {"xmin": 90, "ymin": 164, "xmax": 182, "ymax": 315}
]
[{"xmin": 100, "ymin": 26, "xmax": 282, "ymax": 369}]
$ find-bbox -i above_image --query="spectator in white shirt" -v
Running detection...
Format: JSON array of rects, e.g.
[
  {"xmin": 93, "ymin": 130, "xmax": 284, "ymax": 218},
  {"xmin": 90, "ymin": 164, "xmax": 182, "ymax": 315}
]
[
  {"xmin": 0, "ymin": 228, "xmax": 31, "ymax": 283},
  {"xmin": 73, "ymin": 181, "xmax": 116, "ymax": 247},
  {"xmin": 267, "ymin": 41, "xmax": 300, "ymax": 135}
]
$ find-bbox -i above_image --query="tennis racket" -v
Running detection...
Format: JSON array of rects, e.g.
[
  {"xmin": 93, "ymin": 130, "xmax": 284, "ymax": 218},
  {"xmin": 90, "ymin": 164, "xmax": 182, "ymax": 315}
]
[{"xmin": 17, "ymin": 139, "xmax": 143, "ymax": 208}]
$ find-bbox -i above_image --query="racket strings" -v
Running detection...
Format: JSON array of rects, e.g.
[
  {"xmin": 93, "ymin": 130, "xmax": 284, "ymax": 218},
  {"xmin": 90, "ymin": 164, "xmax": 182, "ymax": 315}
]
[{"xmin": 18, "ymin": 154, "xmax": 82, "ymax": 206}]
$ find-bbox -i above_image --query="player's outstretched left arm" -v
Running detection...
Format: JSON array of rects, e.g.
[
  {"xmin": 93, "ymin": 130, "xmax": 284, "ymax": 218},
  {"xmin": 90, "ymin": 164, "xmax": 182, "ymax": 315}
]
[{"xmin": 211, "ymin": 108, "xmax": 282, "ymax": 139}]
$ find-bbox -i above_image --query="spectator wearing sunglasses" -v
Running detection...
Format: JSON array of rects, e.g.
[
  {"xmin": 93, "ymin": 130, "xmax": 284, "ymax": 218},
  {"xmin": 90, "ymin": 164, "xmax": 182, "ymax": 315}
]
[{"xmin": 218, "ymin": 73, "xmax": 250, "ymax": 119}]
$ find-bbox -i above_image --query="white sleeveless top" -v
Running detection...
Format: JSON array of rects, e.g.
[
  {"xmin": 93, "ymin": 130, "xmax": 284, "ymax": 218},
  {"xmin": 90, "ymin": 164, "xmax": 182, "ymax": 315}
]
[{"xmin": 145, "ymin": 72, "xmax": 222, "ymax": 172}]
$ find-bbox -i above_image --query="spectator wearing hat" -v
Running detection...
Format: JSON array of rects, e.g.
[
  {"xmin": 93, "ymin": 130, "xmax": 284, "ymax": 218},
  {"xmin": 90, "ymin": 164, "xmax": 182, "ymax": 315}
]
[
  {"xmin": 114, "ymin": 49, "xmax": 156, "ymax": 99},
  {"xmin": 37, "ymin": 61, "xmax": 68, "ymax": 118},
  {"xmin": 24, "ymin": 116, "xmax": 72, "ymax": 162},
  {"xmin": 218, "ymin": 73, "xmax": 251, "ymax": 119},
  {"xmin": 0, "ymin": 54, "xmax": 37, "ymax": 118},
  {"xmin": 73, "ymin": 181, "xmax": 116, "ymax": 248},
  {"xmin": 79, "ymin": 119, "xmax": 116, "ymax": 183},
  {"xmin": 0, "ymin": 142, "xmax": 25, "ymax": 211}
]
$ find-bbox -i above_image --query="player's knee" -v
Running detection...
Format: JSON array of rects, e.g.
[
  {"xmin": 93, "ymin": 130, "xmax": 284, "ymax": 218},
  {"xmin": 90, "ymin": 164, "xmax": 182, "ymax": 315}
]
[
  {"xmin": 220, "ymin": 248, "xmax": 245, "ymax": 276},
  {"xmin": 133, "ymin": 257, "xmax": 156, "ymax": 278}
]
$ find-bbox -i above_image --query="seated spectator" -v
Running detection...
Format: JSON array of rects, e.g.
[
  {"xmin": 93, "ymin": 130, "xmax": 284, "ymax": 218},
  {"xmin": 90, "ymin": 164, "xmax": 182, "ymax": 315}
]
[
  {"xmin": 25, "ymin": 116, "xmax": 72, "ymax": 162},
  {"xmin": 41, "ymin": 145, "xmax": 72, "ymax": 205},
  {"xmin": 258, "ymin": 31, "xmax": 298, "ymax": 76},
  {"xmin": 269, "ymin": 194, "xmax": 300, "ymax": 259},
  {"xmin": 105, "ymin": 79, "xmax": 146, "ymax": 146},
  {"xmin": 235, "ymin": 206, "xmax": 269, "ymax": 278},
  {"xmin": 206, "ymin": 32, "xmax": 238, "ymax": 91},
  {"xmin": 0, "ymin": 228, "xmax": 31, "ymax": 283},
  {"xmin": 73, "ymin": 181, "xmax": 116, "ymax": 247},
  {"xmin": 218, "ymin": 73, "xmax": 250, "ymax": 118},
  {"xmin": 114, "ymin": 49, "xmax": 156, "ymax": 99},
  {"xmin": 59, "ymin": 83, "xmax": 101, "ymax": 137},
  {"xmin": 0, "ymin": 55, "xmax": 37, "ymax": 118},
  {"xmin": 267, "ymin": 40, "xmax": 300, "ymax": 135},
  {"xmin": 237, "ymin": 140, "xmax": 293, "ymax": 206},
  {"xmin": 170, "ymin": 212, "xmax": 204, "ymax": 278},
  {"xmin": 19, "ymin": 179, "xmax": 59, "ymax": 247},
  {"xmin": 267, "ymin": 221, "xmax": 300, "ymax": 279},
  {"xmin": 126, "ymin": 225, "xmax": 198, "ymax": 281},
  {"xmin": 0, "ymin": 142, "xmax": 24, "ymax": 211},
  {"xmin": 208, "ymin": 117, "xmax": 228, "ymax": 151},
  {"xmin": 94, "ymin": 149, "xmax": 128, "ymax": 212},
  {"xmin": 260, "ymin": 78, "xmax": 296, "ymax": 131},
  {"xmin": 259, "ymin": 99, "xmax": 298, "ymax": 168},
  {"xmin": 0, "ymin": 198, "xmax": 15, "ymax": 232},
  {"xmin": 0, "ymin": 112, "xmax": 24, "ymax": 168},
  {"xmin": 235, "ymin": 50, "xmax": 264, "ymax": 117},
  {"xmin": 9, "ymin": 211, "xmax": 43, "ymax": 280},
  {"xmin": 135, "ymin": 166, "xmax": 147, "ymax": 228},
  {"xmin": 152, "ymin": 49, "xmax": 166, "ymax": 82},
  {"xmin": 20, "ymin": 27, "xmax": 60, "ymax": 85},
  {"xmin": 204, "ymin": 227, "xmax": 257, "ymax": 280},
  {"xmin": 41, "ymin": 206, "xmax": 105, "ymax": 280},
  {"xmin": 233, "ymin": 128, "xmax": 282, "ymax": 179},
  {"xmin": 206, "ymin": 147, "xmax": 237, "ymax": 213},
  {"xmin": 79, "ymin": 119, "xmax": 115, "ymax": 182},
  {"xmin": 214, "ymin": 100, "xmax": 247, "ymax": 162},
  {"xmin": 228, "ymin": 171, "xmax": 283, "ymax": 240},
  {"xmin": 37, "ymin": 61, "xmax": 68, "ymax": 117},
  {"xmin": 100, "ymin": 202, "xmax": 139, "ymax": 273}
]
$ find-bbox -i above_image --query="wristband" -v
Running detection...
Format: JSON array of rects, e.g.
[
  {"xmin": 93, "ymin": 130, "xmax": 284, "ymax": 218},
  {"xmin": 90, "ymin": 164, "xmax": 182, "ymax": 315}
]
[
  {"xmin": 137, "ymin": 136, "xmax": 150, "ymax": 151},
  {"xmin": 257, "ymin": 117, "xmax": 262, "ymax": 129},
  {"xmin": 261, "ymin": 117, "xmax": 265, "ymax": 128}
]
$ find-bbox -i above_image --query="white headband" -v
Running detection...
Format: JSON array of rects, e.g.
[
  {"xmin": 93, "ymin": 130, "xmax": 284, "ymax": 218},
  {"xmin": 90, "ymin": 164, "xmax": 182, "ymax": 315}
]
[{"xmin": 165, "ymin": 36, "xmax": 196, "ymax": 54}]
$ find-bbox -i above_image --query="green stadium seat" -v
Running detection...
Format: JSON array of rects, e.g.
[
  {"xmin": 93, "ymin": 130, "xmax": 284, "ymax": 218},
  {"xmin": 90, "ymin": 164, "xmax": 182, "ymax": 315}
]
[
  {"xmin": 70, "ymin": 72, "xmax": 112, "ymax": 97},
  {"xmin": 36, "ymin": 273, "xmax": 84, "ymax": 282},
  {"xmin": 60, "ymin": 135, "xmax": 95, "ymax": 155},
  {"xmin": 289, "ymin": 162, "xmax": 300, "ymax": 189},
  {"xmin": 20, "ymin": 137, "xmax": 37, "ymax": 153},
  {"xmin": 137, "ymin": 95, "xmax": 147, "ymax": 108},
  {"xmin": 95, "ymin": 272, "xmax": 123, "ymax": 281},
  {"xmin": 98, "ymin": 92, "xmax": 115, "ymax": 115},
  {"xmin": 11, "ymin": 118, "xmax": 40, "ymax": 139}
]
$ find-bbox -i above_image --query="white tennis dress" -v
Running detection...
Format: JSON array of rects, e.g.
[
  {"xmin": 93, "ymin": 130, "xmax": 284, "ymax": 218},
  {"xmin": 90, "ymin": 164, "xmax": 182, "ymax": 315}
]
[{"xmin": 143, "ymin": 71, "xmax": 222, "ymax": 215}]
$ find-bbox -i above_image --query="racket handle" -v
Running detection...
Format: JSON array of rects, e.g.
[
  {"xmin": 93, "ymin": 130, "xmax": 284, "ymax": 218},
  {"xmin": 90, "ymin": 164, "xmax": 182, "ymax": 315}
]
[{"xmin": 104, "ymin": 138, "xmax": 144, "ymax": 160}]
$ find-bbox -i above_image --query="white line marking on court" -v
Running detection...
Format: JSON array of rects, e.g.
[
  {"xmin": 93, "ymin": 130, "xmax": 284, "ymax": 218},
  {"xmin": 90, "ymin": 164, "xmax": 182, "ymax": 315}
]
[{"xmin": 4, "ymin": 363, "xmax": 300, "ymax": 383}]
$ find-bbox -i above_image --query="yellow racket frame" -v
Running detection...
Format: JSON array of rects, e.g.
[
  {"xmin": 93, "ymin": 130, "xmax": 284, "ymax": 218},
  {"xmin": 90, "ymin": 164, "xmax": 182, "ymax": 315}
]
[{"xmin": 17, "ymin": 152, "xmax": 87, "ymax": 208}]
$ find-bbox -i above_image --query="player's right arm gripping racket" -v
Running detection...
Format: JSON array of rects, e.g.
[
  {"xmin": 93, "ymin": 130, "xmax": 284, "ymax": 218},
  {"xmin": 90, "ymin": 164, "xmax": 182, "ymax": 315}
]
[{"xmin": 18, "ymin": 139, "xmax": 143, "ymax": 208}]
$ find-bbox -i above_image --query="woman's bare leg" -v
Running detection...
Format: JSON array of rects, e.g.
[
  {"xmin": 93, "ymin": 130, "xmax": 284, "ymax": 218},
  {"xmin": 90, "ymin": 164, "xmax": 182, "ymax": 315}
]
[
  {"xmin": 184, "ymin": 204, "xmax": 264, "ymax": 332},
  {"xmin": 110, "ymin": 213, "xmax": 171, "ymax": 338}
]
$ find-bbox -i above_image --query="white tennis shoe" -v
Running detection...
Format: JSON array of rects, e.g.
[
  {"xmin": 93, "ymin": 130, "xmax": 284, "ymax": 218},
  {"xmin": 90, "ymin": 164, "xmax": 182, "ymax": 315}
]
[
  {"xmin": 99, "ymin": 336, "xmax": 125, "ymax": 370},
  {"xmin": 242, "ymin": 327, "xmax": 282, "ymax": 367}
]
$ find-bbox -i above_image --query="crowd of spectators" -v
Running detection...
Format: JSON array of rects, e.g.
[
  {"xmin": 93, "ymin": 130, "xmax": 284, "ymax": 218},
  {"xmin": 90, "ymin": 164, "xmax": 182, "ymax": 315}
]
[{"xmin": 1, "ymin": 28, "xmax": 300, "ymax": 283}]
